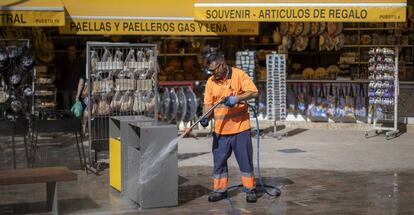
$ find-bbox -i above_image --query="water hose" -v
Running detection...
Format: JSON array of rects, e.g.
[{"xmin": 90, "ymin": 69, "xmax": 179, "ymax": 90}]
[
  {"xmin": 224, "ymin": 104, "xmax": 282, "ymax": 197},
  {"xmin": 188, "ymin": 99, "xmax": 282, "ymax": 197}
]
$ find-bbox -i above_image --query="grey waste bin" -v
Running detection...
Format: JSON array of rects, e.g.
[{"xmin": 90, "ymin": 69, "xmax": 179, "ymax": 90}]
[
  {"xmin": 109, "ymin": 116, "xmax": 153, "ymax": 192},
  {"xmin": 124, "ymin": 121, "xmax": 178, "ymax": 209}
]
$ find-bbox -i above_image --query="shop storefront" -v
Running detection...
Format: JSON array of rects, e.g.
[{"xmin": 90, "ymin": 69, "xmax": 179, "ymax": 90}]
[
  {"xmin": 192, "ymin": 0, "xmax": 413, "ymax": 126},
  {"xmin": 1, "ymin": 0, "xmax": 413, "ymax": 128}
]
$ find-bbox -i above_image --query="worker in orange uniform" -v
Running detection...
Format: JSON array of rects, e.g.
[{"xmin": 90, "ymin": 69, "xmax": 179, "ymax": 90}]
[{"xmin": 200, "ymin": 52, "xmax": 259, "ymax": 203}]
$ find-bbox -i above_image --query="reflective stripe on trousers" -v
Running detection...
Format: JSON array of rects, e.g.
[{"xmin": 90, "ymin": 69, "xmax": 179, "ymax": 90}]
[{"xmin": 212, "ymin": 129, "xmax": 256, "ymax": 192}]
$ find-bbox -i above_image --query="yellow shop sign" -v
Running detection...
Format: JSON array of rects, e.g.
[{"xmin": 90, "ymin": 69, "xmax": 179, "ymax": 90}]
[
  {"xmin": 0, "ymin": 0, "xmax": 65, "ymax": 26},
  {"xmin": 194, "ymin": 1, "xmax": 407, "ymax": 22},
  {"xmin": 59, "ymin": 20, "xmax": 258, "ymax": 35},
  {"xmin": 0, "ymin": 11, "xmax": 64, "ymax": 26}
]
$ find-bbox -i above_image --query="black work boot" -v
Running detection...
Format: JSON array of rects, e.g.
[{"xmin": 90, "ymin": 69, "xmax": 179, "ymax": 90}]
[
  {"xmin": 208, "ymin": 191, "xmax": 228, "ymax": 202},
  {"xmin": 246, "ymin": 191, "xmax": 257, "ymax": 203}
]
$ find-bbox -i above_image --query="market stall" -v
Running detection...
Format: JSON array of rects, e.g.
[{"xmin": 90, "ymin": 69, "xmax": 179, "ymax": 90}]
[
  {"xmin": 0, "ymin": 0, "xmax": 69, "ymax": 169},
  {"xmin": 190, "ymin": 0, "xmax": 413, "ymax": 128},
  {"xmin": 2, "ymin": 0, "xmax": 412, "ymax": 131}
]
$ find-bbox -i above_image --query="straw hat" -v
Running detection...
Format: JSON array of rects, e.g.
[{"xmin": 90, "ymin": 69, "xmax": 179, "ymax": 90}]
[
  {"xmin": 294, "ymin": 22, "xmax": 304, "ymax": 36},
  {"xmin": 327, "ymin": 22, "xmax": 337, "ymax": 36},
  {"xmin": 282, "ymin": 36, "xmax": 292, "ymax": 49},
  {"xmin": 334, "ymin": 34, "xmax": 345, "ymax": 51},
  {"xmin": 315, "ymin": 67, "xmax": 327, "ymax": 78},
  {"xmin": 301, "ymin": 22, "xmax": 311, "ymax": 36},
  {"xmin": 303, "ymin": 68, "xmax": 315, "ymax": 79},
  {"xmin": 326, "ymin": 35, "xmax": 336, "ymax": 51},
  {"xmin": 319, "ymin": 32, "xmax": 329, "ymax": 51},
  {"xmin": 318, "ymin": 22, "xmax": 326, "ymax": 35},
  {"xmin": 280, "ymin": 22, "xmax": 289, "ymax": 36},
  {"xmin": 287, "ymin": 22, "xmax": 297, "ymax": 36},
  {"xmin": 334, "ymin": 22, "xmax": 343, "ymax": 36},
  {"xmin": 327, "ymin": 65, "xmax": 340, "ymax": 74},
  {"xmin": 309, "ymin": 36, "xmax": 318, "ymax": 50},
  {"xmin": 310, "ymin": 22, "xmax": 320, "ymax": 36},
  {"xmin": 361, "ymin": 34, "xmax": 372, "ymax": 45},
  {"xmin": 294, "ymin": 36, "xmax": 309, "ymax": 52},
  {"xmin": 386, "ymin": 35, "xmax": 396, "ymax": 45}
]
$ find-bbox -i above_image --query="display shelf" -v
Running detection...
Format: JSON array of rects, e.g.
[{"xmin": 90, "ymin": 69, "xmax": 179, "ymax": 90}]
[
  {"xmin": 245, "ymin": 43, "xmax": 279, "ymax": 46},
  {"xmin": 286, "ymin": 79, "xmax": 369, "ymax": 83},
  {"xmin": 288, "ymin": 51, "xmax": 341, "ymax": 55},
  {"xmin": 161, "ymin": 36, "xmax": 220, "ymax": 40},
  {"xmin": 343, "ymin": 45, "xmax": 413, "ymax": 48},
  {"xmin": 341, "ymin": 62, "xmax": 370, "ymax": 65},
  {"xmin": 400, "ymin": 81, "xmax": 414, "ymax": 85},
  {"xmin": 343, "ymin": 27, "xmax": 396, "ymax": 31},
  {"xmin": 342, "ymin": 61, "xmax": 413, "ymax": 65},
  {"xmin": 365, "ymin": 47, "xmax": 399, "ymax": 138},
  {"xmin": 159, "ymin": 81, "xmax": 195, "ymax": 90},
  {"xmin": 158, "ymin": 53, "xmax": 198, "ymax": 57}
]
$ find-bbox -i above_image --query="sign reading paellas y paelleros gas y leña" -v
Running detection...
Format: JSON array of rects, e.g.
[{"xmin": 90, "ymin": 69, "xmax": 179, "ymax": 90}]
[
  {"xmin": 194, "ymin": 7, "xmax": 406, "ymax": 22},
  {"xmin": 59, "ymin": 20, "xmax": 258, "ymax": 35}
]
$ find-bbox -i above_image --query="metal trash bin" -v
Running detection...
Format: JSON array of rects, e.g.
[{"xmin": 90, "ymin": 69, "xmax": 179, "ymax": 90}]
[
  {"xmin": 109, "ymin": 116, "xmax": 153, "ymax": 192},
  {"xmin": 124, "ymin": 121, "xmax": 177, "ymax": 209}
]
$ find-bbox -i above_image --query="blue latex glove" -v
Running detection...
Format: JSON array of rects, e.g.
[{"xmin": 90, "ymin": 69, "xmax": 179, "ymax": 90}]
[
  {"xmin": 224, "ymin": 96, "xmax": 239, "ymax": 107},
  {"xmin": 200, "ymin": 117, "xmax": 209, "ymax": 128}
]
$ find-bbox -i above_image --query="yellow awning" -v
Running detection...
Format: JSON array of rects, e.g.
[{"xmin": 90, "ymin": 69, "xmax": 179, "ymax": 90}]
[
  {"xmin": 194, "ymin": 0, "xmax": 407, "ymax": 22},
  {"xmin": 59, "ymin": 0, "xmax": 258, "ymax": 35},
  {"xmin": 0, "ymin": 0, "xmax": 65, "ymax": 26}
]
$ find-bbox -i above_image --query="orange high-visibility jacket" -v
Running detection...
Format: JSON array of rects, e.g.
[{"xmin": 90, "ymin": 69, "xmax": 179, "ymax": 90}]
[{"xmin": 204, "ymin": 67, "xmax": 258, "ymax": 135}]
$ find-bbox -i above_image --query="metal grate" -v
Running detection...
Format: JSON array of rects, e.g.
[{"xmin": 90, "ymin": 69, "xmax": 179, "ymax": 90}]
[
  {"xmin": 277, "ymin": 148, "xmax": 306, "ymax": 153},
  {"xmin": 86, "ymin": 42, "xmax": 158, "ymax": 162},
  {"xmin": 266, "ymin": 52, "xmax": 287, "ymax": 121},
  {"xmin": 366, "ymin": 47, "xmax": 399, "ymax": 138},
  {"xmin": 236, "ymin": 50, "xmax": 257, "ymax": 116}
]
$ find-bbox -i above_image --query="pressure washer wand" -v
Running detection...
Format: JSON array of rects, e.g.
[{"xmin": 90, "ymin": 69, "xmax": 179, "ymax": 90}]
[{"xmin": 184, "ymin": 98, "xmax": 226, "ymax": 136}]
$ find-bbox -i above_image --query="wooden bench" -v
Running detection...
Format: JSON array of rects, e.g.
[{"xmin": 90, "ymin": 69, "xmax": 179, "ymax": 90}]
[{"xmin": 0, "ymin": 167, "xmax": 77, "ymax": 215}]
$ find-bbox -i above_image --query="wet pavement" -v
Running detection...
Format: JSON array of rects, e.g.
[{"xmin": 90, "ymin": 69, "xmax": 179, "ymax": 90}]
[
  {"xmin": 1, "ymin": 167, "xmax": 414, "ymax": 214},
  {"xmin": 1, "ymin": 129, "xmax": 414, "ymax": 214}
]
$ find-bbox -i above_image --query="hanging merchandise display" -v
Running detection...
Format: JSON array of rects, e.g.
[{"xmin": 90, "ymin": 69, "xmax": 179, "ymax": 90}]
[
  {"xmin": 236, "ymin": 50, "xmax": 256, "ymax": 80},
  {"xmin": 307, "ymin": 83, "xmax": 328, "ymax": 121},
  {"xmin": 365, "ymin": 48, "xmax": 400, "ymax": 138},
  {"xmin": 160, "ymin": 88, "xmax": 170, "ymax": 120},
  {"xmin": 0, "ymin": 48, "xmax": 11, "ymax": 73},
  {"xmin": 168, "ymin": 88, "xmax": 179, "ymax": 122},
  {"xmin": 0, "ymin": 40, "xmax": 34, "ymax": 120},
  {"xmin": 266, "ymin": 52, "xmax": 286, "ymax": 137},
  {"xmin": 278, "ymin": 22, "xmax": 344, "ymax": 52},
  {"xmin": 236, "ymin": 50, "xmax": 257, "ymax": 115},
  {"xmin": 355, "ymin": 84, "xmax": 367, "ymax": 119},
  {"xmin": 33, "ymin": 28, "xmax": 55, "ymax": 63},
  {"xmin": 176, "ymin": 87, "xmax": 187, "ymax": 122},
  {"xmin": 183, "ymin": 86, "xmax": 197, "ymax": 122},
  {"xmin": 285, "ymin": 82, "xmax": 367, "ymax": 123},
  {"xmin": 86, "ymin": 42, "xmax": 159, "ymax": 170},
  {"xmin": 158, "ymin": 86, "xmax": 198, "ymax": 123},
  {"xmin": 266, "ymin": 52, "xmax": 286, "ymax": 121}
]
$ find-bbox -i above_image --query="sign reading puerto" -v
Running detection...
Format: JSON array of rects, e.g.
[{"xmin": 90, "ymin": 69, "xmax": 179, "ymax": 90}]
[
  {"xmin": 194, "ymin": 5, "xmax": 406, "ymax": 22},
  {"xmin": 59, "ymin": 20, "xmax": 258, "ymax": 35}
]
